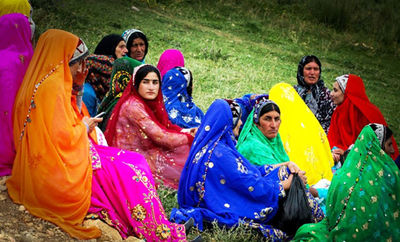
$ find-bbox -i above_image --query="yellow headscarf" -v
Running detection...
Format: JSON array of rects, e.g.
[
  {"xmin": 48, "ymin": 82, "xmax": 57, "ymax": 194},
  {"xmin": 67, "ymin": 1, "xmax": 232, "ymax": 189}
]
[
  {"xmin": 0, "ymin": 0, "xmax": 31, "ymax": 17},
  {"xmin": 7, "ymin": 29, "xmax": 101, "ymax": 239},
  {"xmin": 269, "ymin": 83, "xmax": 333, "ymax": 185}
]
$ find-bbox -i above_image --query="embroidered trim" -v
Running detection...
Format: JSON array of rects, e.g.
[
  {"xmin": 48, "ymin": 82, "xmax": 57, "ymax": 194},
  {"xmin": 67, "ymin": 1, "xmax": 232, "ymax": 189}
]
[
  {"xmin": 20, "ymin": 62, "xmax": 63, "ymax": 140},
  {"xmin": 327, "ymin": 141, "xmax": 371, "ymax": 232},
  {"xmin": 196, "ymin": 126, "xmax": 228, "ymax": 207}
]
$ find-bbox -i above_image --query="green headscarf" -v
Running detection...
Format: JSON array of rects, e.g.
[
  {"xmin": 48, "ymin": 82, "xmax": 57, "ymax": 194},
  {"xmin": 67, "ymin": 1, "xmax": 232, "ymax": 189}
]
[
  {"xmin": 293, "ymin": 125, "xmax": 400, "ymax": 241},
  {"xmin": 236, "ymin": 109, "xmax": 289, "ymax": 166},
  {"xmin": 97, "ymin": 57, "xmax": 141, "ymax": 131}
]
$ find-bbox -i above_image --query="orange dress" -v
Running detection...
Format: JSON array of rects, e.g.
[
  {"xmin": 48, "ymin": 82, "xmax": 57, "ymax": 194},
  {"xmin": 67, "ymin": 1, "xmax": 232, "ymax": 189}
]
[{"xmin": 7, "ymin": 29, "xmax": 101, "ymax": 239}]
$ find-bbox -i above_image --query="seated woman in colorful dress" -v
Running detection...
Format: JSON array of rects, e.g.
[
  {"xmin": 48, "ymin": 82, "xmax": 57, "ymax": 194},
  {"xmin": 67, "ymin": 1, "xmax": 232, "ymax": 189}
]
[
  {"xmin": 293, "ymin": 123, "xmax": 400, "ymax": 241},
  {"xmin": 157, "ymin": 49, "xmax": 185, "ymax": 79},
  {"xmin": 162, "ymin": 66, "xmax": 204, "ymax": 128},
  {"xmin": 171, "ymin": 99, "xmax": 324, "ymax": 241},
  {"xmin": 7, "ymin": 29, "xmax": 187, "ymax": 241},
  {"xmin": 0, "ymin": 13, "xmax": 33, "ymax": 176},
  {"xmin": 294, "ymin": 55, "xmax": 335, "ymax": 134},
  {"xmin": 105, "ymin": 64, "xmax": 195, "ymax": 189},
  {"xmin": 237, "ymin": 85, "xmax": 333, "ymax": 186},
  {"xmin": 328, "ymin": 74, "xmax": 399, "ymax": 161},
  {"xmin": 122, "ymin": 28, "xmax": 148, "ymax": 63},
  {"xmin": 97, "ymin": 57, "xmax": 142, "ymax": 131},
  {"xmin": 83, "ymin": 34, "xmax": 128, "ymax": 116}
]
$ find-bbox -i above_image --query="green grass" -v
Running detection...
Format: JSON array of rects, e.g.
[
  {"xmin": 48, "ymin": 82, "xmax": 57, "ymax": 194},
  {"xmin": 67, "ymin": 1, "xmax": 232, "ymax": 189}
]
[{"xmin": 31, "ymin": 0, "xmax": 400, "ymax": 240}]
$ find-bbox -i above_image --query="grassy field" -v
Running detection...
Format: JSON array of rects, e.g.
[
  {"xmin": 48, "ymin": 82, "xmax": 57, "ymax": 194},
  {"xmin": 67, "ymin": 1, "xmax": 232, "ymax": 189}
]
[{"xmin": 31, "ymin": 0, "xmax": 400, "ymax": 240}]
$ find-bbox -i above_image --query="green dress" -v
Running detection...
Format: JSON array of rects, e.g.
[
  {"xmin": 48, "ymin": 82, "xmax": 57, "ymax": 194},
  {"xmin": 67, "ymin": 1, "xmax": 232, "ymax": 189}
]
[
  {"xmin": 97, "ymin": 57, "xmax": 141, "ymax": 131},
  {"xmin": 293, "ymin": 125, "xmax": 400, "ymax": 241},
  {"xmin": 237, "ymin": 109, "xmax": 289, "ymax": 166}
]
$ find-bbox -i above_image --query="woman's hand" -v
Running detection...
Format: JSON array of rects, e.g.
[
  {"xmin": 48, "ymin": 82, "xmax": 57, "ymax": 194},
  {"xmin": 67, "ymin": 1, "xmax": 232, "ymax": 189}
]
[
  {"xmin": 309, "ymin": 187, "xmax": 319, "ymax": 197},
  {"xmin": 82, "ymin": 116, "xmax": 103, "ymax": 133},
  {"xmin": 75, "ymin": 61, "xmax": 89, "ymax": 85},
  {"xmin": 282, "ymin": 170, "xmax": 307, "ymax": 191},
  {"xmin": 189, "ymin": 127, "xmax": 198, "ymax": 137},
  {"xmin": 298, "ymin": 170, "xmax": 307, "ymax": 185},
  {"xmin": 332, "ymin": 148, "xmax": 344, "ymax": 163},
  {"xmin": 287, "ymin": 161, "xmax": 301, "ymax": 174},
  {"xmin": 282, "ymin": 174, "xmax": 293, "ymax": 190}
]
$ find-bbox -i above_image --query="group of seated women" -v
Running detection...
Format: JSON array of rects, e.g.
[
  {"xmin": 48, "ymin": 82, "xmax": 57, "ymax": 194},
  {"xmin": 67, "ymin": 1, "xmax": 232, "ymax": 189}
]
[{"xmin": 0, "ymin": 1, "xmax": 399, "ymax": 240}]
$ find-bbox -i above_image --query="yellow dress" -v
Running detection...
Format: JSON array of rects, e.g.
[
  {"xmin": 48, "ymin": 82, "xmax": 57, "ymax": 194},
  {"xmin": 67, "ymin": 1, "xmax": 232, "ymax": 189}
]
[{"xmin": 269, "ymin": 82, "xmax": 333, "ymax": 185}]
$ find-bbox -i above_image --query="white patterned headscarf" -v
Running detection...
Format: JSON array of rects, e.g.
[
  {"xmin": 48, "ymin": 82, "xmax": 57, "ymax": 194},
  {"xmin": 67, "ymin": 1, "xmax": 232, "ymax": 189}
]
[
  {"xmin": 121, "ymin": 28, "xmax": 143, "ymax": 43},
  {"xmin": 368, "ymin": 123, "xmax": 387, "ymax": 148},
  {"xmin": 335, "ymin": 74, "xmax": 349, "ymax": 93},
  {"xmin": 175, "ymin": 66, "xmax": 192, "ymax": 87},
  {"xmin": 69, "ymin": 38, "xmax": 89, "ymax": 65}
]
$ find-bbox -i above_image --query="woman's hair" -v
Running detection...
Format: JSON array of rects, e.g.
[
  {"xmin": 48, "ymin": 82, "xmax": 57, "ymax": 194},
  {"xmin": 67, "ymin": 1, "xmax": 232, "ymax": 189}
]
[
  {"xmin": 127, "ymin": 32, "xmax": 148, "ymax": 58},
  {"xmin": 134, "ymin": 65, "xmax": 161, "ymax": 90},
  {"xmin": 253, "ymin": 99, "xmax": 280, "ymax": 124},
  {"xmin": 259, "ymin": 103, "xmax": 280, "ymax": 119},
  {"xmin": 386, "ymin": 127, "xmax": 393, "ymax": 142}
]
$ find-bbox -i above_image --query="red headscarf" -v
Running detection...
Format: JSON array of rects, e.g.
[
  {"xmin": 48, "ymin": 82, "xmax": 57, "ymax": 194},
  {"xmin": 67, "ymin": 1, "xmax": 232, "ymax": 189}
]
[
  {"xmin": 105, "ymin": 64, "xmax": 193, "ymax": 143},
  {"xmin": 328, "ymin": 74, "xmax": 399, "ymax": 159}
]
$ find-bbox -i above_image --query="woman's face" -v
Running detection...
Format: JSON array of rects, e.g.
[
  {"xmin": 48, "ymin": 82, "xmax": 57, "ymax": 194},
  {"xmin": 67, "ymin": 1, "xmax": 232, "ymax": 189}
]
[
  {"xmin": 233, "ymin": 117, "xmax": 243, "ymax": 138},
  {"xmin": 130, "ymin": 38, "xmax": 146, "ymax": 61},
  {"xmin": 256, "ymin": 110, "xmax": 281, "ymax": 139},
  {"xmin": 115, "ymin": 40, "xmax": 128, "ymax": 58},
  {"xmin": 331, "ymin": 82, "xmax": 345, "ymax": 105},
  {"xmin": 384, "ymin": 136, "xmax": 395, "ymax": 156},
  {"xmin": 70, "ymin": 59, "xmax": 88, "ymax": 95},
  {"xmin": 138, "ymin": 72, "xmax": 159, "ymax": 100},
  {"xmin": 303, "ymin": 61, "xmax": 320, "ymax": 85}
]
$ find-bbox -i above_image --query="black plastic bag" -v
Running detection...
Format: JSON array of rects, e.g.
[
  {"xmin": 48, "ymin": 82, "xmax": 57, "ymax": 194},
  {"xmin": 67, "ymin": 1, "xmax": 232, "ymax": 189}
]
[{"xmin": 270, "ymin": 173, "xmax": 313, "ymax": 236}]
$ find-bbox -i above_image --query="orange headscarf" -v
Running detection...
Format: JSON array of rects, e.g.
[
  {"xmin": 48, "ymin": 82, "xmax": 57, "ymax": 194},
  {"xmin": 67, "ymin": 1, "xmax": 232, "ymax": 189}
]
[{"xmin": 7, "ymin": 29, "xmax": 101, "ymax": 239}]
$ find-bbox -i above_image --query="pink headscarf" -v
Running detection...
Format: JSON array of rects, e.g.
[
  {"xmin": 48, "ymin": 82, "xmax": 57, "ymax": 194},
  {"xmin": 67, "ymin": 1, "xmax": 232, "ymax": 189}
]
[
  {"xmin": 0, "ymin": 13, "xmax": 33, "ymax": 175},
  {"xmin": 156, "ymin": 49, "xmax": 185, "ymax": 79}
]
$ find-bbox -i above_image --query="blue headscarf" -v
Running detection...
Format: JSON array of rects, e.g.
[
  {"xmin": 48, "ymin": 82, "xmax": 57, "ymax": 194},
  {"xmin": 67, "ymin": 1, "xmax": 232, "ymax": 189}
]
[
  {"xmin": 234, "ymin": 93, "xmax": 269, "ymax": 129},
  {"xmin": 171, "ymin": 99, "xmax": 290, "ymax": 240},
  {"xmin": 162, "ymin": 67, "xmax": 204, "ymax": 128}
]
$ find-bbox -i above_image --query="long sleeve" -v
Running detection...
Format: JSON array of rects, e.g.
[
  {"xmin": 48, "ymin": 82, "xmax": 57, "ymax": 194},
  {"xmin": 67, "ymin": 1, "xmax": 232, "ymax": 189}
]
[
  {"xmin": 121, "ymin": 98, "xmax": 189, "ymax": 149},
  {"xmin": 212, "ymin": 144, "xmax": 284, "ymax": 203}
]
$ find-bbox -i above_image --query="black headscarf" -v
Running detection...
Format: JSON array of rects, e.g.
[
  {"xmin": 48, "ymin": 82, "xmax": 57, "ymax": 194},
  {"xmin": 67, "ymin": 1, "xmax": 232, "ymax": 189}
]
[
  {"xmin": 296, "ymin": 55, "xmax": 322, "ymax": 87},
  {"xmin": 94, "ymin": 34, "xmax": 124, "ymax": 59},
  {"xmin": 294, "ymin": 55, "xmax": 335, "ymax": 133}
]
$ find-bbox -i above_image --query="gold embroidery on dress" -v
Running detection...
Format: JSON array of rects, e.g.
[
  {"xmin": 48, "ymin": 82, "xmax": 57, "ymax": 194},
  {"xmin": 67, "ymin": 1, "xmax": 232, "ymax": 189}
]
[{"xmin": 123, "ymin": 162, "xmax": 177, "ymax": 239}]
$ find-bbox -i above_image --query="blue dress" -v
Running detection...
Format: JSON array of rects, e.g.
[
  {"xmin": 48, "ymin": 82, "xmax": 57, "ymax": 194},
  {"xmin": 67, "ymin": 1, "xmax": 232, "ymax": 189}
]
[
  {"xmin": 171, "ymin": 99, "xmax": 324, "ymax": 240},
  {"xmin": 82, "ymin": 83, "xmax": 100, "ymax": 117}
]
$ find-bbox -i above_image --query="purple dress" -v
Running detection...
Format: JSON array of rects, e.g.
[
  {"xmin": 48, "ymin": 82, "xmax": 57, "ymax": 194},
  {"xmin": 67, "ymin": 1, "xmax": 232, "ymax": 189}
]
[{"xmin": 0, "ymin": 13, "xmax": 33, "ymax": 176}]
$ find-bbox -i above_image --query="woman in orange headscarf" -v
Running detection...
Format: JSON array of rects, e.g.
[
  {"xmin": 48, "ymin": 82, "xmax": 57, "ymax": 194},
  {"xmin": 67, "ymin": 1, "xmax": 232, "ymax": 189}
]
[{"xmin": 7, "ymin": 29, "xmax": 187, "ymax": 241}]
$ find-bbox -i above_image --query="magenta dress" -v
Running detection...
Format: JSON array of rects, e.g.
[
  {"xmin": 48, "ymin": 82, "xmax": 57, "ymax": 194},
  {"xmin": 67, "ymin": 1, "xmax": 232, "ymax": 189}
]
[
  {"xmin": 88, "ymin": 142, "xmax": 186, "ymax": 241},
  {"xmin": 0, "ymin": 13, "xmax": 33, "ymax": 176}
]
